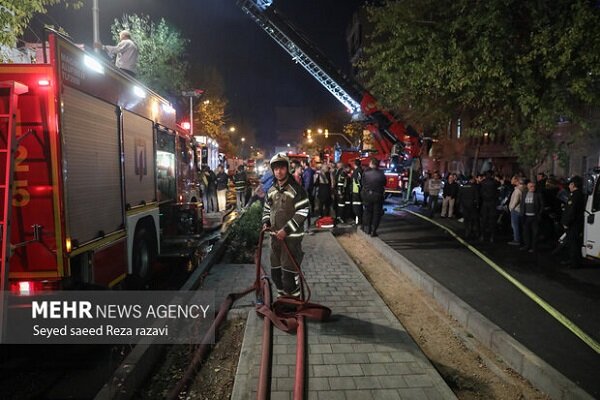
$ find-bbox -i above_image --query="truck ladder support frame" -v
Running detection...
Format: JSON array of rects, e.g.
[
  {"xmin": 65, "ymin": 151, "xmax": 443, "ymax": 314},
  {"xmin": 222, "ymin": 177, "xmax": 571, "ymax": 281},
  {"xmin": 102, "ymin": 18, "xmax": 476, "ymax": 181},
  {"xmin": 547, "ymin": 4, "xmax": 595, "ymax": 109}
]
[{"xmin": 0, "ymin": 80, "xmax": 29, "ymax": 342}]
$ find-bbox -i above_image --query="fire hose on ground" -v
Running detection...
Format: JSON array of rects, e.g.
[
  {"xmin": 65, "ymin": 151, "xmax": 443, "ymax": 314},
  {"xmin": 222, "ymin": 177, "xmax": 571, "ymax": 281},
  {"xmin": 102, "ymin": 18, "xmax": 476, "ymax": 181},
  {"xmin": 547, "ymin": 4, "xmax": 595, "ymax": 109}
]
[{"xmin": 168, "ymin": 227, "xmax": 331, "ymax": 400}]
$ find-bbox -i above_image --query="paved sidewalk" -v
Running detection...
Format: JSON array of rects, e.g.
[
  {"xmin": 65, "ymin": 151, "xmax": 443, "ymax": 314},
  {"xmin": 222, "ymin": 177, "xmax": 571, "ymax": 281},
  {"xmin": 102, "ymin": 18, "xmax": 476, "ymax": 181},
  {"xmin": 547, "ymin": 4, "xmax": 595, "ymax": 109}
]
[{"xmin": 231, "ymin": 231, "xmax": 456, "ymax": 400}]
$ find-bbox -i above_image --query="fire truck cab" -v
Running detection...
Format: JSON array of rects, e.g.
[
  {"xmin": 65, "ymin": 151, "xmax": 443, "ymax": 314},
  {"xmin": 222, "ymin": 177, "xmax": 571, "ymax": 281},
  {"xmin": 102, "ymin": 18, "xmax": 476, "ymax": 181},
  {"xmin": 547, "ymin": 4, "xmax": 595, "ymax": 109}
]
[{"xmin": 0, "ymin": 33, "xmax": 202, "ymax": 293}]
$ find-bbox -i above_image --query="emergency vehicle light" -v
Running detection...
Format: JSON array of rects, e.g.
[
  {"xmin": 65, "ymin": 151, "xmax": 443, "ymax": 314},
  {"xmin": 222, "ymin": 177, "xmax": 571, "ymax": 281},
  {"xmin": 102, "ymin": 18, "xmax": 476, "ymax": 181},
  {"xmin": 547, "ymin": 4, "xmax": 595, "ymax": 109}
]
[
  {"xmin": 65, "ymin": 237, "xmax": 72, "ymax": 253},
  {"xmin": 38, "ymin": 79, "xmax": 50, "ymax": 86},
  {"xmin": 11, "ymin": 281, "xmax": 40, "ymax": 296},
  {"xmin": 83, "ymin": 55, "xmax": 105, "ymax": 74},
  {"xmin": 181, "ymin": 122, "xmax": 191, "ymax": 130},
  {"xmin": 10, "ymin": 280, "xmax": 59, "ymax": 296}
]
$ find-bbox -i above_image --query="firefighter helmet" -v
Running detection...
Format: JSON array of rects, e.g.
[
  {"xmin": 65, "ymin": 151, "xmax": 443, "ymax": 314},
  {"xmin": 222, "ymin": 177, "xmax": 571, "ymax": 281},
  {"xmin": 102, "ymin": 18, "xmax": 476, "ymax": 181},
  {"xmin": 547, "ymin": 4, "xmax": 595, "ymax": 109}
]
[{"xmin": 269, "ymin": 152, "xmax": 290, "ymax": 171}]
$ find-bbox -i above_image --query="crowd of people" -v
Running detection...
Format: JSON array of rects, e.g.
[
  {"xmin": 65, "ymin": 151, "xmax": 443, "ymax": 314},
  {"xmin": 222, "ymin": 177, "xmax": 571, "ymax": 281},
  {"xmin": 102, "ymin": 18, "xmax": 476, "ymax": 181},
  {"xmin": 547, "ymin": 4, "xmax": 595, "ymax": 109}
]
[
  {"xmin": 199, "ymin": 156, "xmax": 586, "ymax": 269},
  {"xmin": 419, "ymin": 170, "xmax": 586, "ymax": 268},
  {"xmin": 199, "ymin": 164, "xmax": 253, "ymax": 213},
  {"xmin": 257, "ymin": 156, "xmax": 388, "ymax": 236}
]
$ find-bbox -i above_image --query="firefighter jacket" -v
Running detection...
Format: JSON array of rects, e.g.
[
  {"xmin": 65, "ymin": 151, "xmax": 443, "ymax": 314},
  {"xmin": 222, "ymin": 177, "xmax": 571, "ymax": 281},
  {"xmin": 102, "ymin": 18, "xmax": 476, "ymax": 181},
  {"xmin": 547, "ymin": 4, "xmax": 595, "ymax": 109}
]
[
  {"xmin": 352, "ymin": 167, "xmax": 363, "ymax": 194},
  {"xmin": 233, "ymin": 171, "xmax": 248, "ymax": 192},
  {"xmin": 335, "ymin": 169, "xmax": 350, "ymax": 196},
  {"xmin": 262, "ymin": 176, "xmax": 310, "ymax": 238}
]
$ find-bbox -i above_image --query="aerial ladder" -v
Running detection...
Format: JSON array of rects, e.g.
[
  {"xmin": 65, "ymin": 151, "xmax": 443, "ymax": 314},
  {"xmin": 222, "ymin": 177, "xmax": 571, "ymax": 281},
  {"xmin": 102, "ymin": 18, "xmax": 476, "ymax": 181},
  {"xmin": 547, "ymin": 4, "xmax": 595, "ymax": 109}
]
[
  {"xmin": 236, "ymin": 0, "xmax": 421, "ymax": 170},
  {"xmin": 0, "ymin": 81, "xmax": 28, "ymax": 340}
]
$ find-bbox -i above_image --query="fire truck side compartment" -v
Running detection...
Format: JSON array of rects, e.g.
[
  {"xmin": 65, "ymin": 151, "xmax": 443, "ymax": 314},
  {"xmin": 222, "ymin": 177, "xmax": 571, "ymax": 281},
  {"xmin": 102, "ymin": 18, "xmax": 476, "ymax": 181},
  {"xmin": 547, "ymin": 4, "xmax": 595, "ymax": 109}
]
[{"xmin": 61, "ymin": 87, "xmax": 123, "ymax": 245}]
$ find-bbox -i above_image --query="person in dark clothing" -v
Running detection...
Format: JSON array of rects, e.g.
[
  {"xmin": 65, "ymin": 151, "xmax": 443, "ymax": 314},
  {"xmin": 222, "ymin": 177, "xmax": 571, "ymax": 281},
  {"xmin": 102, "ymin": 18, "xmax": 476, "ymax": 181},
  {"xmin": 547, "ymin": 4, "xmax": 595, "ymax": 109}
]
[
  {"xmin": 535, "ymin": 172, "xmax": 547, "ymax": 194},
  {"xmin": 300, "ymin": 160, "xmax": 315, "ymax": 231},
  {"xmin": 335, "ymin": 163, "xmax": 351, "ymax": 223},
  {"xmin": 301, "ymin": 160, "xmax": 315, "ymax": 210},
  {"xmin": 479, "ymin": 172, "xmax": 500, "ymax": 242},
  {"xmin": 561, "ymin": 176, "xmax": 585, "ymax": 267},
  {"xmin": 351, "ymin": 159, "xmax": 364, "ymax": 225},
  {"xmin": 215, "ymin": 165, "xmax": 229, "ymax": 212},
  {"xmin": 458, "ymin": 176, "xmax": 480, "ymax": 239},
  {"xmin": 521, "ymin": 180, "xmax": 545, "ymax": 252},
  {"xmin": 361, "ymin": 158, "xmax": 386, "ymax": 237},
  {"xmin": 315, "ymin": 165, "xmax": 333, "ymax": 217},
  {"xmin": 233, "ymin": 165, "xmax": 248, "ymax": 211},
  {"xmin": 441, "ymin": 173, "xmax": 460, "ymax": 218},
  {"xmin": 201, "ymin": 166, "xmax": 218, "ymax": 213}
]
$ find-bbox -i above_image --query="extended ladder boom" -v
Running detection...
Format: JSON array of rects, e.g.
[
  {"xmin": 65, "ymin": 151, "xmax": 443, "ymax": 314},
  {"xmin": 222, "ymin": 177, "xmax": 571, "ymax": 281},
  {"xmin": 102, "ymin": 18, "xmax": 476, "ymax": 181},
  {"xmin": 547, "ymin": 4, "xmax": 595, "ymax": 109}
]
[
  {"xmin": 237, "ymin": 0, "xmax": 422, "ymax": 161},
  {"xmin": 237, "ymin": 0, "xmax": 364, "ymax": 116}
]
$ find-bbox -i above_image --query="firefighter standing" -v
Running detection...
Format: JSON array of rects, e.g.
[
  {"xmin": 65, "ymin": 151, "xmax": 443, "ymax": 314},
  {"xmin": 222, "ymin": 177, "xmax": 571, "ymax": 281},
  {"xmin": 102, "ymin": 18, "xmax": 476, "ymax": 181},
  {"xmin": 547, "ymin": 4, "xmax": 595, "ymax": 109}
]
[
  {"xmin": 361, "ymin": 158, "xmax": 386, "ymax": 237},
  {"xmin": 351, "ymin": 159, "xmax": 363, "ymax": 225},
  {"xmin": 561, "ymin": 176, "xmax": 585, "ymax": 268},
  {"xmin": 335, "ymin": 163, "xmax": 350, "ymax": 223},
  {"xmin": 233, "ymin": 165, "xmax": 248, "ymax": 211},
  {"xmin": 262, "ymin": 153, "xmax": 310, "ymax": 297}
]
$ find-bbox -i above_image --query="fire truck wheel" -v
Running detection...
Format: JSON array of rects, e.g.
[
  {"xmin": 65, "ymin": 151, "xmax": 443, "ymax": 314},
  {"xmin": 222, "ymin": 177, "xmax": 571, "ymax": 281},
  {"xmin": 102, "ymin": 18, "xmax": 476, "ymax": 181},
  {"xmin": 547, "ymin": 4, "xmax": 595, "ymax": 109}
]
[{"xmin": 132, "ymin": 226, "xmax": 156, "ymax": 286}]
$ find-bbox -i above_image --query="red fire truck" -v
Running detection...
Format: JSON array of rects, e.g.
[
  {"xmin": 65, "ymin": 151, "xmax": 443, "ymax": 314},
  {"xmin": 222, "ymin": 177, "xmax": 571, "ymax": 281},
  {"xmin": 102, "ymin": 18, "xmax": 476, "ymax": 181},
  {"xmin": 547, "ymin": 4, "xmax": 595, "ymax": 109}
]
[{"xmin": 0, "ymin": 33, "xmax": 202, "ymax": 294}]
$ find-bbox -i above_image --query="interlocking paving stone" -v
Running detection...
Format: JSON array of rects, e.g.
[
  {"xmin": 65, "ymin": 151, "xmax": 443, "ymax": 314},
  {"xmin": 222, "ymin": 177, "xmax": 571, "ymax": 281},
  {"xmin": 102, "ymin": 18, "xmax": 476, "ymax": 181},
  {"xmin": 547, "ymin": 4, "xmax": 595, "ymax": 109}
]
[{"xmin": 231, "ymin": 232, "xmax": 456, "ymax": 400}]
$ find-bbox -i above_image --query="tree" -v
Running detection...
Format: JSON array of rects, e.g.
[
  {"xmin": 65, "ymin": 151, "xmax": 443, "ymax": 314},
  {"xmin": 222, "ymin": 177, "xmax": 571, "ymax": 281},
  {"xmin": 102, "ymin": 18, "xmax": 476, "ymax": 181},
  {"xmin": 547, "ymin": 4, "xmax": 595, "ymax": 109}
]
[
  {"xmin": 191, "ymin": 66, "xmax": 236, "ymax": 154},
  {"xmin": 360, "ymin": 0, "xmax": 600, "ymax": 170},
  {"xmin": 0, "ymin": 0, "xmax": 81, "ymax": 47},
  {"xmin": 111, "ymin": 14, "xmax": 188, "ymax": 96}
]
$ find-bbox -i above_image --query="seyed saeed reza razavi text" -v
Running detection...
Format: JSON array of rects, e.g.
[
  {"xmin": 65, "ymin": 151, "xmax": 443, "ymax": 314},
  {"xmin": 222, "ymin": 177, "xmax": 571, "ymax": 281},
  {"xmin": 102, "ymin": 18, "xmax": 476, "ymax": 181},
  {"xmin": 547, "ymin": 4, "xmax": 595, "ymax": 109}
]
[{"xmin": 31, "ymin": 301, "xmax": 211, "ymax": 320}]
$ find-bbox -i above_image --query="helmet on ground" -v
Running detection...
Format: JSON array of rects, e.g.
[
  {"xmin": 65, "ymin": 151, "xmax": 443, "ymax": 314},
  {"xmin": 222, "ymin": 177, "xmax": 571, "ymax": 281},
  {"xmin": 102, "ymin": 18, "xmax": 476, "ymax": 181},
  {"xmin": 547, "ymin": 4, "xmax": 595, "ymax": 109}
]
[{"xmin": 270, "ymin": 152, "xmax": 290, "ymax": 171}]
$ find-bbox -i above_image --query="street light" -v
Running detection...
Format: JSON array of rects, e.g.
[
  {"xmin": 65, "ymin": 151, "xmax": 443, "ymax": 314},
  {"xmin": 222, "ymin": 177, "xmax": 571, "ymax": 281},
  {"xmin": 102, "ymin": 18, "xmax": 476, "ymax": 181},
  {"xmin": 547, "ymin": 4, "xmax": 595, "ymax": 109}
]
[{"xmin": 229, "ymin": 126, "xmax": 236, "ymax": 133}]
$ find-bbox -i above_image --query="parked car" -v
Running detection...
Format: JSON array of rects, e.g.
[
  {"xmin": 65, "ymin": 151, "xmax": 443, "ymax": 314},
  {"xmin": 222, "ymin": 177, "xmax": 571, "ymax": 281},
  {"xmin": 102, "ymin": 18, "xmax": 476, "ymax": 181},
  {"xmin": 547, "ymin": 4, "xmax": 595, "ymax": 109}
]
[{"xmin": 410, "ymin": 185, "xmax": 443, "ymax": 205}]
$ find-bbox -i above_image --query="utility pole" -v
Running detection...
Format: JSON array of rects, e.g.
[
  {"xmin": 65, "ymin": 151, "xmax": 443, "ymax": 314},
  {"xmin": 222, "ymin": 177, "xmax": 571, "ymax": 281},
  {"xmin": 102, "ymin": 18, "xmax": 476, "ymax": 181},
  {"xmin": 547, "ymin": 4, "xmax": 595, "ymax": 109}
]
[
  {"xmin": 181, "ymin": 89, "xmax": 204, "ymax": 135},
  {"xmin": 92, "ymin": 0, "xmax": 100, "ymax": 53}
]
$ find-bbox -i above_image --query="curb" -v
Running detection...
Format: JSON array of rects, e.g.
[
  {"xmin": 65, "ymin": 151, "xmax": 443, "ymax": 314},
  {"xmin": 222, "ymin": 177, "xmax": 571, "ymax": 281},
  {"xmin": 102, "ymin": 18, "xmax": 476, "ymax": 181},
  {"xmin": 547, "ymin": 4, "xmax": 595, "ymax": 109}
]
[
  {"xmin": 94, "ymin": 230, "xmax": 231, "ymax": 400},
  {"xmin": 356, "ymin": 229, "xmax": 594, "ymax": 400}
]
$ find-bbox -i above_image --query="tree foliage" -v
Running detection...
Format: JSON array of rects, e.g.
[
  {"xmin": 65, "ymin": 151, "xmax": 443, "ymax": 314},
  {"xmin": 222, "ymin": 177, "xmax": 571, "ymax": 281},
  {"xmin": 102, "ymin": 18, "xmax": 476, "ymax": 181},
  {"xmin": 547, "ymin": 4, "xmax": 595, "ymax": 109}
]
[
  {"xmin": 111, "ymin": 14, "xmax": 188, "ymax": 96},
  {"xmin": 0, "ymin": 0, "xmax": 81, "ymax": 46},
  {"xmin": 192, "ymin": 66, "xmax": 236, "ymax": 154},
  {"xmin": 361, "ymin": 0, "xmax": 600, "ymax": 169}
]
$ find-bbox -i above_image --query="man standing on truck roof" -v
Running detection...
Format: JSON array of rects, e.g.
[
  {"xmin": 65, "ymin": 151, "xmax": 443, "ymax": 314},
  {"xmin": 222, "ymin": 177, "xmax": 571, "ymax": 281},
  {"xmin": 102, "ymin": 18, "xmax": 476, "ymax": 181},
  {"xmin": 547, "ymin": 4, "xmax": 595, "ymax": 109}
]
[
  {"xmin": 95, "ymin": 30, "xmax": 139, "ymax": 78},
  {"xmin": 262, "ymin": 153, "xmax": 310, "ymax": 298}
]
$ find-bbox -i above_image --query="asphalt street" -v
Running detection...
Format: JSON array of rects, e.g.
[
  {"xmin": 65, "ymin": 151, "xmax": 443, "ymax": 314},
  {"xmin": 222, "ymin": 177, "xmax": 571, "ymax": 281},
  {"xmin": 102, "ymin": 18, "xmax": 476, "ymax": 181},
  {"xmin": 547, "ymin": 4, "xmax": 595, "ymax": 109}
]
[{"xmin": 376, "ymin": 203, "xmax": 600, "ymax": 397}]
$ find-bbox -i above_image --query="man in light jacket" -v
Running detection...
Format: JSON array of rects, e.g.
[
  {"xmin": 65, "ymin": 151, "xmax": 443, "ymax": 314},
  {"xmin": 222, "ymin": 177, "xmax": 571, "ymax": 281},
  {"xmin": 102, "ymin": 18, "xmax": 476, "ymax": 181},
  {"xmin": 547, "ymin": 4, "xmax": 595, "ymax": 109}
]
[
  {"xmin": 95, "ymin": 30, "xmax": 139, "ymax": 77},
  {"xmin": 427, "ymin": 172, "xmax": 442, "ymax": 218},
  {"xmin": 508, "ymin": 176, "xmax": 525, "ymax": 245}
]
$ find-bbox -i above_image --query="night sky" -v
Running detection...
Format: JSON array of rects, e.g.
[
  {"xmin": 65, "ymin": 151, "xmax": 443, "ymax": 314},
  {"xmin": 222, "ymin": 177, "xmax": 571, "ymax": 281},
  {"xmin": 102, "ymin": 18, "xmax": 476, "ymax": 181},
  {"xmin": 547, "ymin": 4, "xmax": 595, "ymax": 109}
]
[{"xmin": 35, "ymin": 0, "xmax": 366, "ymax": 148}]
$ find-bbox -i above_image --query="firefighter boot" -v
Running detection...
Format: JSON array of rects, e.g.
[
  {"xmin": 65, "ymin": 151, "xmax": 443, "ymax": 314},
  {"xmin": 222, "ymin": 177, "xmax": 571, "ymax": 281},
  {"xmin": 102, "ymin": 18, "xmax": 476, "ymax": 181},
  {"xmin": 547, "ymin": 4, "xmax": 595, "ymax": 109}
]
[
  {"xmin": 271, "ymin": 266, "xmax": 285, "ymax": 297},
  {"xmin": 282, "ymin": 268, "xmax": 301, "ymax": 298}
]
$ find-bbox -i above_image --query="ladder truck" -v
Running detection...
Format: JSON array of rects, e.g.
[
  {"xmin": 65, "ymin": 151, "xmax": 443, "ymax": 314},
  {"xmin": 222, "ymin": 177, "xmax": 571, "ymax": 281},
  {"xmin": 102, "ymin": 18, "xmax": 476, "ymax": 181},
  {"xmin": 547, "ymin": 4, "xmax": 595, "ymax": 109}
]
[
  {"xmin": 0, "ymin": 32, "xmax": 203, "ymax": 295},
  {"xmin": 237, "ymin": 0, "xmax": 421, "ymax": 194}
]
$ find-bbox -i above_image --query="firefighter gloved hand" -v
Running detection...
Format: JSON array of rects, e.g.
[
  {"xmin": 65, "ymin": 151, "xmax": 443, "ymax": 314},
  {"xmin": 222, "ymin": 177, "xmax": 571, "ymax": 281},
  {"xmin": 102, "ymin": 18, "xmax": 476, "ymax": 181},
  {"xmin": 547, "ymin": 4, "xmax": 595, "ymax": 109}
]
[{"xmin": 275, "ymin": 228, "xmax": 288, "ymax": 241}]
